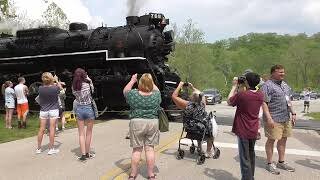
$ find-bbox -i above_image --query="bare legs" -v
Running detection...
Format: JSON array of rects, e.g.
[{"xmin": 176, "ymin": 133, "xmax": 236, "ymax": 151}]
[
  {"xmin": 265, "ymin": 137, "xmax": 287, "ymax": 163},
  {"xmin": 5, "ymin": 108, "xmax": 14, "ymax": 128},
  {"xmin": 265, "ymin": 138, "xmax": 275, "ymax": 163},
  {"xmin": 77, "ymin": 119, "xmax": 94, "ymax": 156},
  {"xmin": 37, "ymin": 118, "xmax": 57, "ymax": 149},
  {"xmin": 130, "ymin": 145, "xmax": 156, "ymax": 178}
]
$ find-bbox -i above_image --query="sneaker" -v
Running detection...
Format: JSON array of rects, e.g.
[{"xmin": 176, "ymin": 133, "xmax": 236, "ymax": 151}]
[
  {"xmin": 47, "ymin": 148, "xmax": 60, "ymax": 155},
  {"xmin": 36, "ymin": 148, "xmax": 42, "ymax": 154},
  {"xmin": 266, "ymin": 163, "xmax": 280, "ymax": 175},
  {"xmin": 277, "ymin": 162, "xmax": 295, "ymax": 172},
  {"xmin": 78, "ymin": 155, "xmax": 87, "ymax": 161},
  {"xmin": 86, "ymin": 153, "xmax": 96, "ymax": 159}
]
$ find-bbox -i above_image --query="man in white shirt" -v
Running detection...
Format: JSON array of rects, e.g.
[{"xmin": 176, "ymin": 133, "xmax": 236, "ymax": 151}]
[
  {"xmin": 302, "ymin": 87, "xmax": 311, "ymax": 113},
  {"xmin": 14, "ymin": 77, "xmax": 29, "ymax": 128}
]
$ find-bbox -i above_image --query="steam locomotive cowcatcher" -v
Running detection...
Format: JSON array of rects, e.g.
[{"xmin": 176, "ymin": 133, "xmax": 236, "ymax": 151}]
[{"xmin": 0, "ymin": 13, "xmax": 180, "ymax": 116}]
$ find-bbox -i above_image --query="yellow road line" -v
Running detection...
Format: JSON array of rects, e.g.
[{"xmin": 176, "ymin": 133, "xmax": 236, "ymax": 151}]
[{"xmin": 100, "ymin": 131, "xmax": 182, "ymax": 180}]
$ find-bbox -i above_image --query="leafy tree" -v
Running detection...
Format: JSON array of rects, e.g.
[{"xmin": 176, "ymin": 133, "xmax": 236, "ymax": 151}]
[{"xmin": 42, "ymin": 1, "xmax": 69, "ymax": 29}]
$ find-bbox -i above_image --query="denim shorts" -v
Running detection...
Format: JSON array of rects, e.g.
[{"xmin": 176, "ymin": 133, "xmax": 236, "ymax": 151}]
[
  {"xmin": 39, "ymin": 109, "xmax": 59, "ymax": 119},
  {"xmin": 76, "ymin": 105, "xmax": 95, "ymax": 120}
]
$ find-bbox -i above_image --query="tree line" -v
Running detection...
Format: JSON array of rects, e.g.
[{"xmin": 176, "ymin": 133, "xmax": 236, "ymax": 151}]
[{"xmin": 169, "ymin": 19, "xmax": 320, "ymax": 96}]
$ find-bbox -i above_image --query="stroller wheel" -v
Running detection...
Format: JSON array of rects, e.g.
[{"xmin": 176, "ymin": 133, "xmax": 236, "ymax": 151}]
[
  {"xmin": 176, "ymin": 150, "xmax": 185, "ymax": 160},
  {"xmin": 197, "ymin": 154, "xmax": 206, "ymax": 165},
  {"xmin": 196, "ymin": 147, "xmax": 201, "ymax": 154},
  {"xmin": 213, "ymin": 148, "xmax": 220, "ymax": 159},
  {"xmin": 190, "ymin": 146, "xmax": 195, "ymax": 154}
]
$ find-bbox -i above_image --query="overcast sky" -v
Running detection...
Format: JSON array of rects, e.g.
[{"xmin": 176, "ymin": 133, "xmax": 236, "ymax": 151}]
[{"xmin": 14, "ymin": 0, "xmax": 320, "ymax": 42}]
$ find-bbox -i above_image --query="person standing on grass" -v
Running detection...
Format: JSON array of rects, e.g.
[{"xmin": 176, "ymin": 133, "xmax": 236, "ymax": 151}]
[
  {"xmin": 72, "ymin": 68, "xmax": 96, "ymax": 161},
  {"xmin": 261, "ymin": 64, "xmax": 296, "ymax": 175},
  {"xmin": 36, "ymin": 72, "xmax": 62, "ymax": 155},
  {"xmin": 2, "ymin": 81, "xmax": 15, "ymax": 129},
  {"xmin": 58, "ymin": 84, "xmax": 67, "ymax": 130},
  {"xmin": 14, "ymin": 77, "xmax": 29, "ymax": 129}
]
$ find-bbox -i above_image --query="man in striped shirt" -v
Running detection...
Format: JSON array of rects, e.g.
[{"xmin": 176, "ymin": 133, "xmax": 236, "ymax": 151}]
[{"xmin": 261, "ymin": 64, "xmax": 296, "ymax": 175}]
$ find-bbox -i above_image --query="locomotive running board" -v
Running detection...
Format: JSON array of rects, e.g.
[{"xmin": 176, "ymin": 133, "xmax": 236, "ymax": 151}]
[{"xmin": 0, "ymin": 50, "xmax": 109, "ymax": 61}]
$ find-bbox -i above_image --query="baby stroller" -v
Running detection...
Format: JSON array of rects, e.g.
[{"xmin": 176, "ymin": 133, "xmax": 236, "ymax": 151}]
[{"xmin": 176, "ymin": 111, "xmax": 220, "ymax": 165}]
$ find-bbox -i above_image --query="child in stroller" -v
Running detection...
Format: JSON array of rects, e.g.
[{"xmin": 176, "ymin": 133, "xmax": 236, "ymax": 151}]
[{"xmin": 172, "ymin": 82, "xmax": 220, "ymax": 165}]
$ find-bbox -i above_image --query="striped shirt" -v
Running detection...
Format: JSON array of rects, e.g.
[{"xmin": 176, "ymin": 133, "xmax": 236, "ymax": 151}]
[
  {"xmin": 72, "ymin": 82, "xmax": 94, "ymax": 105},
  {"xmin": 260, "ymin": 79, "xmax": 292, "ymax": 123}
]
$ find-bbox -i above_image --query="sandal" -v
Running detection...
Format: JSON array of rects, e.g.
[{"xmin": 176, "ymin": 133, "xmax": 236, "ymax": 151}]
[
  {"xmin": 128, "ymin": 175, "xmax": 136, "ymax": 180},
  {"xmin": 147, "ymin": 174, "xmax": 156, "ymax": 180}
]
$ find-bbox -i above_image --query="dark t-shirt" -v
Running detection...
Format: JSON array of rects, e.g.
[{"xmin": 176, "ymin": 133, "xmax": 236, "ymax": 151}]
[
  {"xmin": 229, "ymin": 90, "xmax": 264, "ymax": 139},
  {"xmin": 39, "ymin": 86, "xmax": 60, "ymax": 111}
]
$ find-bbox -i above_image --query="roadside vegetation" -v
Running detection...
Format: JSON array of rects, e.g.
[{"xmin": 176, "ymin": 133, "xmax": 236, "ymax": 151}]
[
  {"xmin": 305, "ymin": 112, "xmax": 320, "ymax": 121},
  {"xmin": 169, "ymin": 20, "xmax": 320, "ymax": 97},
  {"xmin": 0, "ymin": 113, "xmax": 104, "ymax": 144}
]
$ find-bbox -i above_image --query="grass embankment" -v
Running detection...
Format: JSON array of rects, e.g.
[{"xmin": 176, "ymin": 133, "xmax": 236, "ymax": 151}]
[
  {"xmin": 305, "ymin": 112, "xmax": 320, "ymax": 121},
  {"xmin": 0, "ymin": 113, "xmax": 105, "ymax": 144}
]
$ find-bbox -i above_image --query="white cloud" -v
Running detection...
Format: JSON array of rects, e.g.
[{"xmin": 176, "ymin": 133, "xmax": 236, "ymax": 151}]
[{"xmin": 14, "ymin": 0, "xmax": 103, "ymax": 28}]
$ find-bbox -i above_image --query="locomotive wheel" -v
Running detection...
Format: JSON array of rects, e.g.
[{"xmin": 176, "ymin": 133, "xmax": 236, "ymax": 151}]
[
  {"xmin": 190, "ymin": 146, "xmax": 195, "ymax": 154},
  {"xmin": 176, "ymin": 150, "xmax": 185, "ymax": 160},
  {"xmin": 197, "ymin": 154, "xmax": 206, "ymax": 165}
]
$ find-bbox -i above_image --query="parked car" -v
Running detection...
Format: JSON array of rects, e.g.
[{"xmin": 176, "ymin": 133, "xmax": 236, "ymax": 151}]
[
  {"xmin": 203, "ymin": 89, "xmax": 222, "ymax": 105},
  {"xmin": 310, "ymin": 91, "xmax": 318, "ymax": 99},
  {"xmin": 291, "ymin": 92, "xmax": 301, "ymax": 101}
]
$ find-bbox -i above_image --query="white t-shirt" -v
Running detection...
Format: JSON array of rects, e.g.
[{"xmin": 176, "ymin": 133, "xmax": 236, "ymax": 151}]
[
  {"xmin": 302, "ymin": 91, "xmax": 311, "ymax": 102},
  {"xmin": 14, "ymin": 84, "xmax": 28, "ymax": 104}
]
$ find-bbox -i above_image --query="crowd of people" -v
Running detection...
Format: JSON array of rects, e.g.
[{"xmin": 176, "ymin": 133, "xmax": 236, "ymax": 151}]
[{"xmin": 0, "ymin": 64, "xmax": 307, "ymax": 180}]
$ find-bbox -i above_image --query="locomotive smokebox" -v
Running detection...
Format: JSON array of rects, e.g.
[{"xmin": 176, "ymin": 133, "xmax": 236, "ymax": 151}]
[
  {"xmin": 69, "ymin": 22, "xmax": 88, "ymax": 31},
  {"xmin": 126, "ymin": 16, "xmax": 139, "ymax": 26}
]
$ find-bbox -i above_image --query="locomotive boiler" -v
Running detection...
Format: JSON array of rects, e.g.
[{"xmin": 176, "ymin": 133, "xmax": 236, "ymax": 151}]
[{"xmin": 0, "ymin": 13, "xmax": 181, "ymax": 115}]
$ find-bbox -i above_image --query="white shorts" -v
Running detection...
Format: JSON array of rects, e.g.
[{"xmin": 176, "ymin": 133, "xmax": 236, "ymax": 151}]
[
  {"xmin": 5, "ymin": 101, "xmax": 15, "ymax": 109},
  {"xmin": 39, "ymin": 109, "xmax": 59, "ymax": 119}
]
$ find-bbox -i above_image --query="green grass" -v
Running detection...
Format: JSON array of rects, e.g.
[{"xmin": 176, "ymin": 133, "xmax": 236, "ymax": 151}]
[
  {"xmin": 305, "ymin": 112, "xmax": 320, "ymax": 121},
  {"xmin": 0, "ymin": 114, "xmax": 105, "ymax": 144}
]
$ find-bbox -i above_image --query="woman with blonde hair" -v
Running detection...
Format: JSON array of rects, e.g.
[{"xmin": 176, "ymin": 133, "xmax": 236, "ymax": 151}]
[
  {"xmin": 2, "ymin": 81, "xmax": 15, "ymax": 129},
  {"xmin": 123, "ymin": 73, "xmax": 161, "ymax": 180},
  {"xmin": 36, "ymin": 72, "xmax": 62, "ymax": 155},
  {"xmin": 172, "ymin": 82, "xmax": 217, "ymax": 158}
]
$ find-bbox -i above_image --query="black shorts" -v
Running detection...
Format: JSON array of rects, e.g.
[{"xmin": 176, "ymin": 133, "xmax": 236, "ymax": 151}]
[
  {"xmin": 59, "ymin": 108, "xmax": 65, "ymax": 117},
  {"xmin": 304, "ymin": 101, "xmax": 310, "ymax": 106}
]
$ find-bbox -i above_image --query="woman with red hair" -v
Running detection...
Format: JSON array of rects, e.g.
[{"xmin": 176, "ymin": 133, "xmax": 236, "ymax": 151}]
[{"xmin": 72, "ymin": 68, "xmax": 95, "ymax": 161}]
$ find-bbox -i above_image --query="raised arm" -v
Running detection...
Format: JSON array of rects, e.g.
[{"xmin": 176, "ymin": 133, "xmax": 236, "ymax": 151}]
[
  {"xmin": 171, "ymin": 82, "xmax": 189, "ymax": 109},
  {"xmin": 123, "ymin": 74, "xmax": 137, "ymax": 95},
  {"xmin": 227, "ymin": 77, "xmax": 238, "ymax": 106}
]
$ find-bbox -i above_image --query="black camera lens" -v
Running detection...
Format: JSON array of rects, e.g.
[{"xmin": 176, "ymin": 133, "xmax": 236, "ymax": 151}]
[{"xmin": 238, "ymin": 76, "xmax": 246, "ymax": 84}]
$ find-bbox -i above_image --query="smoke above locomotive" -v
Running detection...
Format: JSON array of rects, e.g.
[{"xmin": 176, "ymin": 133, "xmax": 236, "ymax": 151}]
[{"xmin": 0, "ymin": 13, "xmax": 180, "ymax": 113}]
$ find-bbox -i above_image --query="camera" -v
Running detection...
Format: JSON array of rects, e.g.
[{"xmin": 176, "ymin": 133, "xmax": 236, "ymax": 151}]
[
  {"xmin": 237, "ymin": 76, "xmax": 246, "ymax": 84},
  {"xmin": 183, "ymin": 82, "xmax": 189, "ymax": 87}
]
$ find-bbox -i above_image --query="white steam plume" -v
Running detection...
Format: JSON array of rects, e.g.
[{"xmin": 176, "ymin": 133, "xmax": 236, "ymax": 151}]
[{"xmin": 127, "ymin": 0, "xmax": 149, "ymax": 16}]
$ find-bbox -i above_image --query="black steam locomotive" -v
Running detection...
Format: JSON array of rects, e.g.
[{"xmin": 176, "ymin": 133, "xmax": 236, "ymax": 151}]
[{"xmin": 0, "ymin": 13, "xmax": 180, "ymax": 114}]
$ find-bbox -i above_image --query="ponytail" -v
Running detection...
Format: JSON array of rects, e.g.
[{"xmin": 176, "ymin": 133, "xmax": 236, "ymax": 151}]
[
  {"xmin": 1, "ymin": 83, "xmax": 5, "ymax": 95},
  {"xmin": 2, "ymin": 81, "xmax": 12, "ymax": 95}
]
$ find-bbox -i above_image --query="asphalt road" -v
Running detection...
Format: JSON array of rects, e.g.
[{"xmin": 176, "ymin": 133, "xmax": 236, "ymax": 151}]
[{"xmin": 206, "ymin": 99, "xmax": 320, "ymax": 131}]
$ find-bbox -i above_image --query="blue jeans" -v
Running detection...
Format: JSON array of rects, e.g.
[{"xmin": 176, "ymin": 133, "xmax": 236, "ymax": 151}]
[
  {"xmin": 238, "ymin": 137, "xmax": 256, "ymax": 180},
  {"xmin": 76, "ymin": 105, "xmax": 95, "ymax": 120}
]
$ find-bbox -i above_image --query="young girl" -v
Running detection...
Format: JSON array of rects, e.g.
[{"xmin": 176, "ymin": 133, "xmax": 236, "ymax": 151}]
[{"xmin": 2, "ymin": 81, "xmax": 15, "ymax": 129}]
